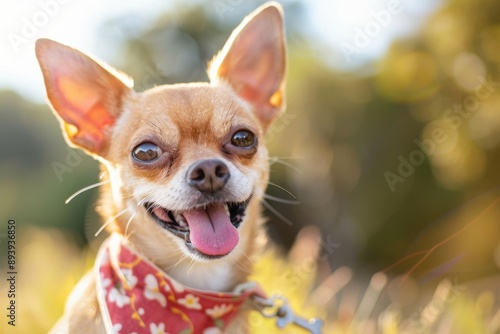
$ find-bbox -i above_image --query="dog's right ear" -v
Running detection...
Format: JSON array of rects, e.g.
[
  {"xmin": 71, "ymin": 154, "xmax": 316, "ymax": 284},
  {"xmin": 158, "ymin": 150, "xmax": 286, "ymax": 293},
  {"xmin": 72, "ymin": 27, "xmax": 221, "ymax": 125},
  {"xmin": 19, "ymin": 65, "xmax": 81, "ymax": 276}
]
[
  {"xmin": 35, "ymin": 38, "xmax": 133, "ymax": 156},
  {"xmin": 209, "ymin": 2, "xmax": 286, "ymax": 130}
]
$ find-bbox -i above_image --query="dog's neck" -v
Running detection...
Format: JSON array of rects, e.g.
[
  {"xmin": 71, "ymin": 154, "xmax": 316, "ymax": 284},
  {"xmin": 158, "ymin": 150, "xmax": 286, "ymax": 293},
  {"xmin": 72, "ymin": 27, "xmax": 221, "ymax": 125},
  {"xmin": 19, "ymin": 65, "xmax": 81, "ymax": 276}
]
[{"xmin": 98, "ymin": 171, "xmax": 266, "ymax": 292}]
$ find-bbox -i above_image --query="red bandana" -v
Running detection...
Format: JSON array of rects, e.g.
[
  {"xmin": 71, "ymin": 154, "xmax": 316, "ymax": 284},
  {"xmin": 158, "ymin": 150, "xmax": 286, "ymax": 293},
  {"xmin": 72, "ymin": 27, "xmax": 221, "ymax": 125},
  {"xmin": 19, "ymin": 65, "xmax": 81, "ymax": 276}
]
[{"xmin": 95, "ymin": 234, "xmax": 263, "ymax": 334}]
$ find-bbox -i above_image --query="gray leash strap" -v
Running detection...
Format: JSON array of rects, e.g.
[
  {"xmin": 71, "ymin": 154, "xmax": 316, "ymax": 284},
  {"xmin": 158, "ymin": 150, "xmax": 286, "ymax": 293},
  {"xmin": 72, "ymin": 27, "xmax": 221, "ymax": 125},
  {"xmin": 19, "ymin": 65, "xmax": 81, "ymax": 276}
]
[{"xmin": 251, "ymin": 294, "xmax": 324, "ymax": 334}]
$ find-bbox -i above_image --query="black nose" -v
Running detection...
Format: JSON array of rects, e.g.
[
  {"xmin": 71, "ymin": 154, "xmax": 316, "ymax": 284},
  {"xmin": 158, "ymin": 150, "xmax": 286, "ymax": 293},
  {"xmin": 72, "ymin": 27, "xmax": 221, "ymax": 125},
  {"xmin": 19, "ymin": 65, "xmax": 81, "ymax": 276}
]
[{"xmin": 187, "ymin": 159, "xmax": 230, "ymax": 193}]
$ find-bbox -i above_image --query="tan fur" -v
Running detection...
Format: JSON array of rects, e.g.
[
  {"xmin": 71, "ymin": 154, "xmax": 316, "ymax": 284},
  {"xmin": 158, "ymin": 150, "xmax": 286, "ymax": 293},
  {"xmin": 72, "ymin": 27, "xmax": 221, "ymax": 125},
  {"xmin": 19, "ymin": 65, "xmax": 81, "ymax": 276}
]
[{"xmin": 37, "ymin": 3, "xmax": 286, "ymax": 333}]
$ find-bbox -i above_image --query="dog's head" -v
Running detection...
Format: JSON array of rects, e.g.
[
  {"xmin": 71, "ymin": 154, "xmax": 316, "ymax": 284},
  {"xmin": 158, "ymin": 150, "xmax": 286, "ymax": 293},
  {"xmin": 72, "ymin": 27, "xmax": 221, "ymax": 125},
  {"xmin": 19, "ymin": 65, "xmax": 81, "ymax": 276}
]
[{"xmin": 35, "ymin": 3, "xmax": 286, "ymax": 269}]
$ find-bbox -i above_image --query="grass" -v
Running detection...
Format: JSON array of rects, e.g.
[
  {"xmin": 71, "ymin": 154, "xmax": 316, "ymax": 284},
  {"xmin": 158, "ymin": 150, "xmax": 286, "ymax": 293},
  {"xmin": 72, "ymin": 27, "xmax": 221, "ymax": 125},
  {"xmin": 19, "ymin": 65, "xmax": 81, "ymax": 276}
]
[{"xmin": 0, "ymin": 226, "xmax": 498, "ymax": 334}]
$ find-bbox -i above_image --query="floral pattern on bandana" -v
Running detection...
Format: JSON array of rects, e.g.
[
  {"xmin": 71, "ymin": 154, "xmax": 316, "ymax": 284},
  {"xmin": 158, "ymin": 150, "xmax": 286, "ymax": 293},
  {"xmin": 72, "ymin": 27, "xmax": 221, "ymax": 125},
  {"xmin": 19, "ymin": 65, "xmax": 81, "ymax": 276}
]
[{"xmin": 96, "ymin": 234, "xmax": 263, "ymax": 334}]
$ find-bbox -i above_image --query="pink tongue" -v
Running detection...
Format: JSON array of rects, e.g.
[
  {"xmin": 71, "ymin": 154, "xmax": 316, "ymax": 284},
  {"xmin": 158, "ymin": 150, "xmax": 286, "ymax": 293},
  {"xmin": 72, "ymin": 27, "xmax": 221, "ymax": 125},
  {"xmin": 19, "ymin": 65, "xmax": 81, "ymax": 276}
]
[{"xmin": 183, "ymin": 203, "xmax": 239, "ymax": 256}]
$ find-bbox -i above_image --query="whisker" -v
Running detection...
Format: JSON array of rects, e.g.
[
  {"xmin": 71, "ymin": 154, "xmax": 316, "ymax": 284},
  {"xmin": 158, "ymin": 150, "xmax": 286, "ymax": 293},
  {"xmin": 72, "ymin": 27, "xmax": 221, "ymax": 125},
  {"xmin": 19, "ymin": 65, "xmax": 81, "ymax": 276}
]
[
  {"xmin": 269, "ymin": 157, "xmax": 302, "ymax": 174},
  {"xmin": 224, "ymin": 97, "xmax": 236, "ymax": 126},
  {"xmin": 262, "ymin": 200, "xmax": 293, "ymax": 226},
  {"xmin": 65, "ymin": 180, "xmax": 109, "ymax": 204},
  {"xmin": 124, "ymin": 197, "xmax": 150, "ymax": 238},
  {"xmin": 124, "ymin": 212, "xmax": 137, "ymax": 238},
  {"xmin": 187, "ymin": 257, "xmax": 197, "ymax": 277},
  {"xmin": 264, "ymin": 194, "xmax": 300, "ymax": 205},
  {"xmin": 95, "ymin": 208, "xmax": 130, "ymax": 237},
  {"xmin": 228, "ymin": 98, "xmax": 245, "ymax": 124},
  {"xmin": 147, "ymin": 118, "xmax": 164, "ymax": 136},
  {"xmin": 167, "ymin": 253, "xmax": 188, "ymax": 272},
  {"xmin": 232, "ymin": 258, "xmax": 252, "ymax": 274},
  {"xmin": 235, "ymin": 245, "xmax": 254, "ymax": 265},
  {"xmin": 232, "ymin": 247, "xmax": 253, "ymax": 273},
  {"xmin": 136, "ymin": 196, "xmax": 150, "ymax": 209},
  {"xmin": 270, "ymin": 156, "xmax": 303, "ymax": 160},
  {"xmin": 267, "ymin": 181, "xmax": 297, "ymax": 199}
]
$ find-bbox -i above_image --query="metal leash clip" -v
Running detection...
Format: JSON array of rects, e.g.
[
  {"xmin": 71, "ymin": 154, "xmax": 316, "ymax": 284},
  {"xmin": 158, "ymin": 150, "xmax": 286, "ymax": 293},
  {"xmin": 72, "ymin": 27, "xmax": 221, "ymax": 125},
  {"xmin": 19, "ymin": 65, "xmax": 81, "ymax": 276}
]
[{"xmin": 252, "ymin": 294, "xmax": 324, "ymax": 334}]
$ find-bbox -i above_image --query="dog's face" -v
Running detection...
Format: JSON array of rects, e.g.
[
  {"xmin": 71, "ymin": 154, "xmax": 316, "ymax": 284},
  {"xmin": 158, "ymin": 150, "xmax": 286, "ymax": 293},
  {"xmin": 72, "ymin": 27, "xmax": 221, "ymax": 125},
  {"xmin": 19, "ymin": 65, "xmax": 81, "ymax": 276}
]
[
  {"xmin": 108, "ymin": 84, "xmax": 270, "ymax": 260},
  {"xmin": 35, "ymin": 4, "xmax": 286, "ymax": 267}
]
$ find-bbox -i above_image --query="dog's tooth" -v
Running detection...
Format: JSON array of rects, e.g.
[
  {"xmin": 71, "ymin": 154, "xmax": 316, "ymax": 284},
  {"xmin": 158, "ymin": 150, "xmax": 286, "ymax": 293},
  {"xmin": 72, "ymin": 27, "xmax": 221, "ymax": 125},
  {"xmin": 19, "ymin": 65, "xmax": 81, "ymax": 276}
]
[
  {"xmin": 224, "ymin": 204, "xmax": 230, "ymax": 216},
  {"xmin": 175, "ymin": 212, "xmax": 187, "ymax": 227}
]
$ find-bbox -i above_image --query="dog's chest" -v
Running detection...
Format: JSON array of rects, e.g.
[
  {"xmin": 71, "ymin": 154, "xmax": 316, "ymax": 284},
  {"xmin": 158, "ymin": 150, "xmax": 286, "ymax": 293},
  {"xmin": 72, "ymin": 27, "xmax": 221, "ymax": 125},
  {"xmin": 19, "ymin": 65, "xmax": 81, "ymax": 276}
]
[{"xmin": 169, "ymin": 262, "xmax": 237, "ymax": 292}]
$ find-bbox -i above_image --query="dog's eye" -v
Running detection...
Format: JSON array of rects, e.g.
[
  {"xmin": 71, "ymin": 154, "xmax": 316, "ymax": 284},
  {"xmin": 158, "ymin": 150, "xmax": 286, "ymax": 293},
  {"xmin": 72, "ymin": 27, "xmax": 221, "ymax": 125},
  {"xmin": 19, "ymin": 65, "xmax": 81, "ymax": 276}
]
[
  {"xmin": 231, "ymin": 130, "xmax": 256, "ymax": 148},
  {"xmin": 132, "ymin": 143, "xmax": 162, "ymax": 162}
]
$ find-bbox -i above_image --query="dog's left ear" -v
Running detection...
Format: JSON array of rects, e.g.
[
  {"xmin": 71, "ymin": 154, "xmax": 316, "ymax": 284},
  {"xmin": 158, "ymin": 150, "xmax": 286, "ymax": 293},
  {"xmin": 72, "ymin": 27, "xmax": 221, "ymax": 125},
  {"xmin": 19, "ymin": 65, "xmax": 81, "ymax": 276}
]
[{"xmin": 209, "ymin": 2, "xmax": 286, "ymax": 129}]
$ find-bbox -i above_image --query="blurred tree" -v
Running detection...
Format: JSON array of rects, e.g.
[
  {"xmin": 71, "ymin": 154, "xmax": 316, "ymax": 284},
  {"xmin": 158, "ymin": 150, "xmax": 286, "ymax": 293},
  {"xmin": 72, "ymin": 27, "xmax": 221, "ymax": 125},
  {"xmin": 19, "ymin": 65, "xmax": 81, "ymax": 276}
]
[{"xmin": 357, "ymin": 0, "xmax": 500, "ymax": 280}]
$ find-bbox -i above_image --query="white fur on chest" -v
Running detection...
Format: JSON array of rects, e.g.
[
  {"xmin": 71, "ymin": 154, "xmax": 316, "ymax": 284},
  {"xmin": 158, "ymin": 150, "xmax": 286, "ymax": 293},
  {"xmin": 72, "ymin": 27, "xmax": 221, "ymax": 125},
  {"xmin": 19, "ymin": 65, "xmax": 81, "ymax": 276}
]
[{"xmin": 168, "ymin": 261, "xmax": 236, "ymax": 292}]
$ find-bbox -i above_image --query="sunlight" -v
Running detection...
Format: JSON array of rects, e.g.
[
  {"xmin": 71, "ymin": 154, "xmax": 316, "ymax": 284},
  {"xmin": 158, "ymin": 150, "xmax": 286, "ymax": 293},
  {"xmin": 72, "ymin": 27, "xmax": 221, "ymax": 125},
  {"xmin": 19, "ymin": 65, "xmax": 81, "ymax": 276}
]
[
  {"xmin": 307, "ymin": 0, "xmax": 440, "ymax": 67},
  {"xmin": 333, "ymin": 0, "xmax": 378, "ymax": 25},
  {"xmin": 0, "ymin": 0, "xmax": 172, "ymax": 102}
]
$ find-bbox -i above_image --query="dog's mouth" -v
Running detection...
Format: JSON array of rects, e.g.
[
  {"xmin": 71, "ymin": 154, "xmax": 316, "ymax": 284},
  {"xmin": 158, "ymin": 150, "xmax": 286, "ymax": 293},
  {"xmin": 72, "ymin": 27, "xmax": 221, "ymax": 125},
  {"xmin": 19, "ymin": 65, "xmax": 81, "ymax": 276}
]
[{"xmin": 144, "ymin": 199, "xmax": 249, "ymax": 258}]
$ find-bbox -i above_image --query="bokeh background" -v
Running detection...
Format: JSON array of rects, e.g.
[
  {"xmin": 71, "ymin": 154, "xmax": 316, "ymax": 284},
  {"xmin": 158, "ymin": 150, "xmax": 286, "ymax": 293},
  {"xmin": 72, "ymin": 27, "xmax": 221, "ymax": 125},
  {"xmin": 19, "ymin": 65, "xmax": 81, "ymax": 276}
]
[{"xmin": 1, "ymin": 0, "xmax": 500, "ymax": 333}]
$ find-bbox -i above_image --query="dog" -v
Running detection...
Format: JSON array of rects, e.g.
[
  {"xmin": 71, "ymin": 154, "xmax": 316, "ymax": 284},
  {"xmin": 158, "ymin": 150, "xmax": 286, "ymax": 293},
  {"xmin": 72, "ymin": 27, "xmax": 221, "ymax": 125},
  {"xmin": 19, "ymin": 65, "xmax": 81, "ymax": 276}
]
[{"xmin": 36, "ymin": 2, "xmax": 286, "ymax": 333}]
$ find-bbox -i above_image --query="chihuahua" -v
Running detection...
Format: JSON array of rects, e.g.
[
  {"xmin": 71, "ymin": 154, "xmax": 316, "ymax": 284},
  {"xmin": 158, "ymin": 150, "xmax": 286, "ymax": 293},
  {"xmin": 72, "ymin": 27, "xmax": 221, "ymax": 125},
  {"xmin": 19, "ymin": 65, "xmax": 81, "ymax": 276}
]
[{"xmin": 36, "ymin": 2, "xmax": 286, "ymax": 334}]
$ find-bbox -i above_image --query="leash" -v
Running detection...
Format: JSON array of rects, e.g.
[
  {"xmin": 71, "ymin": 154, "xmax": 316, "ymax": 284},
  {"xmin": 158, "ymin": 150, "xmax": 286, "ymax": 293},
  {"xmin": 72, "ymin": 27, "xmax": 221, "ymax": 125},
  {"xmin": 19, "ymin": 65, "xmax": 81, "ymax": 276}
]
[
  {"xmin": 233, "ymin": 282, "xmax": 324, "ymax": 333},
  {"xmin": 251, "ymin": 294, "xmax": 324, "ymax": 333}
]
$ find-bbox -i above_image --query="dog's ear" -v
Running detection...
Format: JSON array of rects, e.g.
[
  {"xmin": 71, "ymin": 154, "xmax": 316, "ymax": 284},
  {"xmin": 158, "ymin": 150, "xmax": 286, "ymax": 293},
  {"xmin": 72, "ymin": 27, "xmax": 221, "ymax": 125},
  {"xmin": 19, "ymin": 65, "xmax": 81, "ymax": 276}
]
[
  {"xmin": 209, "ymin": 2, "xmax": 286, "ymax": 129},
  {"xmin": 35, "ymin": 38, "xmax": 133, "ymax": 156}
]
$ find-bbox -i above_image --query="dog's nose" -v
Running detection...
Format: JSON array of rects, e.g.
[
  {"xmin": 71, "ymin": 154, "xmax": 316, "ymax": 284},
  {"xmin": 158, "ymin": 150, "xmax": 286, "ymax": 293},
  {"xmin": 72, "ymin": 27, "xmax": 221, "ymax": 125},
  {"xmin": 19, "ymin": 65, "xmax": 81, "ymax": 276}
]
[{"xmin": 187, "ymin": 159, "xmax": 230, "ymax": 193}]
